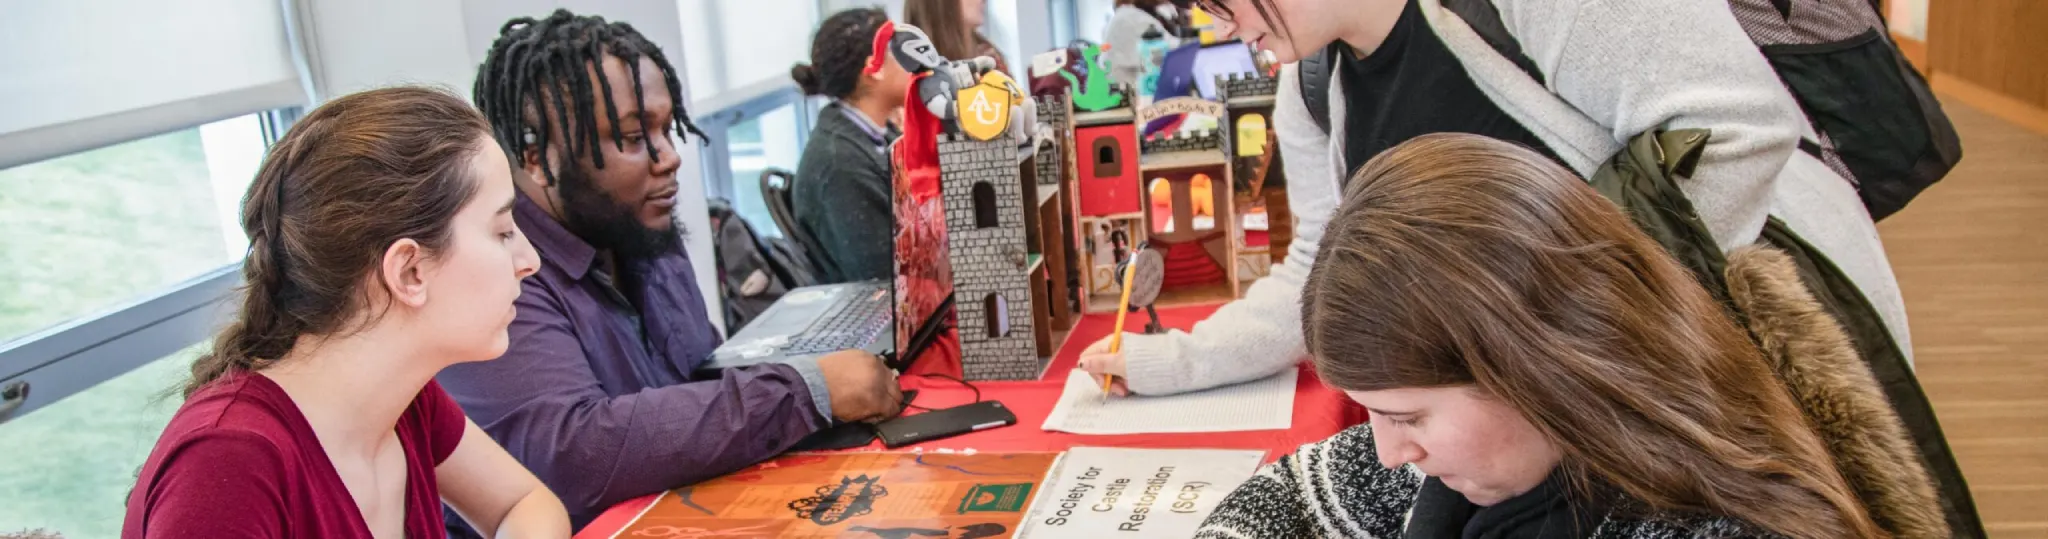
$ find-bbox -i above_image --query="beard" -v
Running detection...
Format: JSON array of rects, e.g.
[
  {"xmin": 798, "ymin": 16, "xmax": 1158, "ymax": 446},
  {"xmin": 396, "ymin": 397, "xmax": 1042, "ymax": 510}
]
[{"xmin": 553, "ymin": 164, "xmax": 684, "ymax": 263}]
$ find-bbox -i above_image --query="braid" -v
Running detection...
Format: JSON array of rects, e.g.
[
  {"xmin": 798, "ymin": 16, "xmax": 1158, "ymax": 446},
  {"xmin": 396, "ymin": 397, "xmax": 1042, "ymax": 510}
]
[{"xmin": 473, "ymin": 9, "xmax": 709, "ymax": 181}]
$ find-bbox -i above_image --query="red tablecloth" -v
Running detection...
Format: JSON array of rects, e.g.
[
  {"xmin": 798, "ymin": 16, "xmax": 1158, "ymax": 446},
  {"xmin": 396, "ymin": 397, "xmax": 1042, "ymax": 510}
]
[{"xmin": 575, "ymin": 305, "xmax": 1364, "ymax": 539}]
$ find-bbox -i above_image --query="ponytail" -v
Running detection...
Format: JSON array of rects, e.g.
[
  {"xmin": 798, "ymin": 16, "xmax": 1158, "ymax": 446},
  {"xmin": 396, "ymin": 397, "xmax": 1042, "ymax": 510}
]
[{"xmin": 183, "ymin": 238, "xmax": 298, "ymax": 397}]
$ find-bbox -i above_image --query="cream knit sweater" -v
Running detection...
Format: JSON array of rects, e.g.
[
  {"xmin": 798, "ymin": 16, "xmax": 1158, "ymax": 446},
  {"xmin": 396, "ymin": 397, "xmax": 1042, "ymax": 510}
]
[{"xmin": 1117, "ymin": 0, "xmax": 1912, "ymax": 396}]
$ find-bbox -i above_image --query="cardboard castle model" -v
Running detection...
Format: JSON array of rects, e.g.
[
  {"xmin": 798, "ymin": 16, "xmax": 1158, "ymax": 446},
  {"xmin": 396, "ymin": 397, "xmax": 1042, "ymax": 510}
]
[
  {"xmin": 1034, "ymin": 94, "xmax": 1070, "ymax": 187},
  {"xmin": 1141, "ymin": 129, "xmax": 1225, "ymax": 155},
  {"xmin": 1067, "ymin": 84, "xmax": 1148, "ymax": 310},
  {"xmin": 1135, "ymin": 116, "xmax": 1240, "ymax": 303},
  {"xmin": 1215, "ymin": 71, "xmax": 1293, "ymax": 272},
  {"xmin": 1033, "ymin": 93, "xmax": 1086, "ymax": 328},
  {"xmin": 938, "ymin": 134, "xmax": 1042, "ymax": 380}
]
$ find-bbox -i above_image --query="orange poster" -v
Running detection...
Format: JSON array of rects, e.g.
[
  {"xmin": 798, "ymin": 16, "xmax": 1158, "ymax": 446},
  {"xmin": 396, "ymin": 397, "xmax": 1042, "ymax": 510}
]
[{"xmin": 613, "ymin": 452, "xmax": 1061, "ymax": 539}]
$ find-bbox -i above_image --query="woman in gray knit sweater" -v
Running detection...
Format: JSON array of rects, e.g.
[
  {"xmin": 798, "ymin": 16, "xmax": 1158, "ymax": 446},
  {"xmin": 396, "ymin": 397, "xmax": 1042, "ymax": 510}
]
[
  {"xmin": 1078, "ymin": 0, "xmax": 1909, "ymax": 400},
  {"xmin": 1194, "ymin": 135, "xmax": 1882, "ymax": 539}
]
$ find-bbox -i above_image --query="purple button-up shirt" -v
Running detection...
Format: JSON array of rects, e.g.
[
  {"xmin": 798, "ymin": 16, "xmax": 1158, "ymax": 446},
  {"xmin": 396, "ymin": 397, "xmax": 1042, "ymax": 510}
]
[{"xmin": 436, "ymin": 192, "xmax": 829, "ymax": 528}]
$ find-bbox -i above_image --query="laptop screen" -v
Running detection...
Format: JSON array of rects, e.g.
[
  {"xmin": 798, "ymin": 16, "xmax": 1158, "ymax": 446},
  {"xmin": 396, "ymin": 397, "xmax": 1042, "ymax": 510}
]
[{"xmin": 892, "ymin": 145, "xmax": 955, "ymax": 355}]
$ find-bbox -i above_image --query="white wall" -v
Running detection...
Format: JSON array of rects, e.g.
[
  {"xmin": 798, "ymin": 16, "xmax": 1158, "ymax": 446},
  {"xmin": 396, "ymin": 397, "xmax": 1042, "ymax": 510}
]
[
  {"xmin": 300, "ymin": 0, "xmax": 723, "ymax": 329},
  {"xmin": 679, "ymin": 0, "xmax": 820, "ymax": 99},
  {"xmin": 298, "ymin": 0, "xmax": 476, "ymax": 98},
  {"xmin": 1889, "ymin": 0, "xmax": 1928, "ymax": 41},
  {"xmin": 1010, "ymin": 0, "xmax": 1053, "ymax": 65},
  {"xmin": 1075, "ymin": 0, "xmax": 1114, "ymax": 45},
  {"xmin": 821, "ymin": 0, "xmax": 905, "ymax": 19},
  {"xmin": 984, "ymin": 0, "xmax": 1057, "ymax": 80}
]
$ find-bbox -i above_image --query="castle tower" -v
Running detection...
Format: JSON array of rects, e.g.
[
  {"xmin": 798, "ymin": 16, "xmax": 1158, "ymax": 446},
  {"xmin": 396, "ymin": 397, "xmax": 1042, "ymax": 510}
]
[
  {"xmin": 1069, "ymin": 85, "xmax": 1148, "ymax": 312},
  {"xmin": 1216, "ymin": 71, "xmax": 1293, "ymax": 267},
  {"xmin": 1034, "ymin": 94, "xmax": 1071, "ymax": 187},
  {"xmin": 938, "ymin": 135, "xmax": 1041, "ymax": 380}
]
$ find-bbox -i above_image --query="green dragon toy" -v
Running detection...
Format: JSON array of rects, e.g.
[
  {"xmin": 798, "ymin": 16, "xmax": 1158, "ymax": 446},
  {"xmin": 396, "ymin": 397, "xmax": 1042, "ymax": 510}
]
[{"xmin": 1062, "ymin": 45, "xmax": 1125, "ymax": 112}]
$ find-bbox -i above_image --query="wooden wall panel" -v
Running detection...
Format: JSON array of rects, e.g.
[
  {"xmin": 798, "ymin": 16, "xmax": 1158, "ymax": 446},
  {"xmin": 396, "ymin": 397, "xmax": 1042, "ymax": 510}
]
[{"xmin": 1929, "ymin": 0, "xmax": 2048, "ymax": 111}]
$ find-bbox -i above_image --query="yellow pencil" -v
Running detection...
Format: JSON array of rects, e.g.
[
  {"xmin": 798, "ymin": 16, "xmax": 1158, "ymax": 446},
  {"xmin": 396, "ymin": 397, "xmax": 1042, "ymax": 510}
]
[{"xmin": 1105, "ymin": 257, "xmax": 1139, "ymax": 402}]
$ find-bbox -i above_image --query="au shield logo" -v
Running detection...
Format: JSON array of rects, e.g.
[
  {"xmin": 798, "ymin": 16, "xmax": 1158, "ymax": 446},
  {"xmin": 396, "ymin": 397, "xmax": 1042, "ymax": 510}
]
[{"xmin": 955, "ymin": 76, "xmax": 1014, "ymax": 142}]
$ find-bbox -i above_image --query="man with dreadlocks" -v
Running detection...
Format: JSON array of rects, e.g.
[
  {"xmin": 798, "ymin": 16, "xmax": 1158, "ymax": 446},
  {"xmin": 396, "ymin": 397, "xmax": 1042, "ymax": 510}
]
[{"xmin": 436, "ymin": 9, "xmax": 904, "ymax": 532}]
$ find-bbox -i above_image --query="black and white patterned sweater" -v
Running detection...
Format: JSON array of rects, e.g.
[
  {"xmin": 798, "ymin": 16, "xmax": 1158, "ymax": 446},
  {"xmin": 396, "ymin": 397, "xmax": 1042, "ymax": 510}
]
[{"xmin": 1195, "ymin": 425, "xmax": 1785, "ymax": 538}]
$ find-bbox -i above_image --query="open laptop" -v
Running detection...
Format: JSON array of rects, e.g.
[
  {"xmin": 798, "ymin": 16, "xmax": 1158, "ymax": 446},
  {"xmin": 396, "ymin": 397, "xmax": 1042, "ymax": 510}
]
[
  {"xmin": 706, "ymin": 147, "xmax": 958, "ymax": 373},
  {"xmin": 704, "ymin": 280, "xmax": 951, "ymax": 372}
]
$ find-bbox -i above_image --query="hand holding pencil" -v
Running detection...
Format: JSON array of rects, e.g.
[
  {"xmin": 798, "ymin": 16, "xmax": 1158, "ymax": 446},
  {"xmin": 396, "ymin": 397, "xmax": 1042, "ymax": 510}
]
[
  {"xmin": 1078, "ymin": 262, "xmax": 1138, "ymax": 400},
  {"xmin": 1078, "ymin": 338, "xmax": 1130, "ymax": 398}
]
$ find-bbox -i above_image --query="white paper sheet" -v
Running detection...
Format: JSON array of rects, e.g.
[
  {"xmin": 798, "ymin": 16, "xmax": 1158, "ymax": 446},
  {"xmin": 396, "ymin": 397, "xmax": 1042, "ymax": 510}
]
[
  {"xmin": 1016, "ymin": 447, "xmax": 1267, "ymax": 538},
  {"xmin": 1041, "ymin": 368, "xmax": 1297, "ymax": 434}
]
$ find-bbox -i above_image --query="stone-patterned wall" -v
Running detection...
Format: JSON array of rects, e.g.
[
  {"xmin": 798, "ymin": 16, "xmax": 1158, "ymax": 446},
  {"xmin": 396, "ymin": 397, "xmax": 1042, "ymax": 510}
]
[
  {"xmin": 1216, "ymin": 72, "xmax": 1279, "ymax": 102},
  {"xmin": 1034, "ymin": 95, "xmax": 1069, "ymax": 186},
  {"xmin": 1141, "ymin": 129, "xmax": 1223, "ymax": 155},
  {"xmin": 938, "ymin": 136, "xmax": 1042, "ymax": 380}
]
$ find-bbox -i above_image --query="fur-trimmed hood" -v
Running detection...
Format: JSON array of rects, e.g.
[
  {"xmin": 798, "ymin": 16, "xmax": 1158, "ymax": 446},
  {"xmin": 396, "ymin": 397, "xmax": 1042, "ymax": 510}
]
[{"xmin": 1725, "ymin": 246, "xmax": 1949, "ymax": 539}]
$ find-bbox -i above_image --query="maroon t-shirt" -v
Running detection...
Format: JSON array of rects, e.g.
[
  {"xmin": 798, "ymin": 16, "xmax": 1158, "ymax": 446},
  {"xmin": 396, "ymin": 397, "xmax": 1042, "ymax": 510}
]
[{"xmin": 123, "ymin": 372, "xmax": 467, "ymax": 538}]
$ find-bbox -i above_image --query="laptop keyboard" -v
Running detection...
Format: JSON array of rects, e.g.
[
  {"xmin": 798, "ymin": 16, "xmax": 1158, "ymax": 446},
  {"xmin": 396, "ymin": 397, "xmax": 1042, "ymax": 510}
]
[{"xmin": 786, "ymin": 288, "xmax": 891, "ymax": 354}]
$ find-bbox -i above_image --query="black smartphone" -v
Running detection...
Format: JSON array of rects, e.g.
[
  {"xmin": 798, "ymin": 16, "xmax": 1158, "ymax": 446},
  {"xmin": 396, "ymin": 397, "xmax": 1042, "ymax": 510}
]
[
  {"xmin": 873, "ymin": 400, "xmax": 1016, "ymax": 448},
  {"xmin": 787, "ymin": 389, "xmax": 921, "ymax": 452}
]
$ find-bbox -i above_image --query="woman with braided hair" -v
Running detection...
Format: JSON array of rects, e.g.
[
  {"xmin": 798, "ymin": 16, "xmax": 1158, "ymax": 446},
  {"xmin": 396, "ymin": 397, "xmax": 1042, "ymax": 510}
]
[{"xmin": 122, "ymin": 87, "xmax": 569, "ymax": 538}]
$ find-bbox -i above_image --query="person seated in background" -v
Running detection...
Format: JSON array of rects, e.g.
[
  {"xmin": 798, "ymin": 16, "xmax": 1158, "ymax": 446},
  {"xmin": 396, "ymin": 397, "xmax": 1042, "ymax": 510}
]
[
  {"xmin": 790, "ymin": 8, "xmax": 911, "ymax": 283},
  {"xmin": 124, "ymin": 87, "xmax": 570, "ymax": 538},
  {"xmin": 1196, "ymin": 134, "xmax": 1884, "ymax": 538},
  {"xmin": 905, "ymin": 0, "xmax": 1008, "ymax": 73},
  {"xmin": 440, "ymin": 9, "xmax": 903, "ymax": 531}
]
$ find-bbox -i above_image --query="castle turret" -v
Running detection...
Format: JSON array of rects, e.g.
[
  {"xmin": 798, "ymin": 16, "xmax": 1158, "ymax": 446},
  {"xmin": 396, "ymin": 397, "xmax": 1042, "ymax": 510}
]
[{"xmin": 937, "ymin": 134, "xmax": 1042, "ymax": 380}]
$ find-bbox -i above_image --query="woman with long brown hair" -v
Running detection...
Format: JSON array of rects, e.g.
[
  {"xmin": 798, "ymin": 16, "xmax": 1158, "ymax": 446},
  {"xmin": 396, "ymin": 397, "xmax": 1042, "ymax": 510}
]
[
  {"xmin": 1196, "ymin": 134, "xmax": 1881, "ymax": 539},
  {"xmin": 123, "ymin": 87, "xmax": 569, "ymax": 538},
  {"xmin": 903, "ymin": 0, "xmax": 1008, "ymax": 73}
]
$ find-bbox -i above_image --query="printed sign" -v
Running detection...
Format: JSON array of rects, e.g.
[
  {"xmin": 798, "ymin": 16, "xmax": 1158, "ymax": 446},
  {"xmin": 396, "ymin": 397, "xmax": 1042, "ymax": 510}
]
[
  {"xmin": 1016, "ymin": 448, "xmax": 1265, "ymax": 538},
  {"xmin": 1137, "ymin": 96, "xmax": 1226, "ymax": 125}
]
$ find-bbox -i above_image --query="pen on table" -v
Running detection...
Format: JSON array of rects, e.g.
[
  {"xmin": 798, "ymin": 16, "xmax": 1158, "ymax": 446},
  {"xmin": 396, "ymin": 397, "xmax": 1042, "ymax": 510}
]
[{"xmin": 1105, "ymin": 255, "xmax": 1139, "ymax": 402}]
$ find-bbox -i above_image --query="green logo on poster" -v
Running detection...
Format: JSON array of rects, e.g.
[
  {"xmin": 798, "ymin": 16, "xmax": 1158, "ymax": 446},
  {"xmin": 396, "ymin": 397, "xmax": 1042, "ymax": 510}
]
[{"xmin": 957, "ymin": 483, "xmax": 1033, "ymax": 514}]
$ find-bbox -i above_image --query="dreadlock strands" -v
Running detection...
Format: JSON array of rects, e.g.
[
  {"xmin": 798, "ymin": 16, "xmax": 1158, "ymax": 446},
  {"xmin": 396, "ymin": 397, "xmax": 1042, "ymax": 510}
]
[{"xmin": 473, "ymin": 8, "xmax": 709, "ymax": 186}]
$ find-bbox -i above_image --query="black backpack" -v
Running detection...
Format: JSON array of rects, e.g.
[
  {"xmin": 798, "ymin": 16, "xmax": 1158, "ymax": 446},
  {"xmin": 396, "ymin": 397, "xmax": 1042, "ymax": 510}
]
[
  {"xmin": 707, "ymin": 199, "xmax": 819, "ymax": 334},
  {"xmin": 1297, "ymin": 0, "xmax": 1960, "ymax": 220}
]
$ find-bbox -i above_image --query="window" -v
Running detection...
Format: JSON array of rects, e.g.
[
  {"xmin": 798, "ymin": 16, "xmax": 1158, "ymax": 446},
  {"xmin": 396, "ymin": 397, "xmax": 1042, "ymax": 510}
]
[
  {"xmin": 1092, "ymin": 136, "xmax": 1120, "ymax": 177},
  {"xmin": 973, "ymin": 181, "xmax": 1000, "ymax": 228},
  {"xmin": 0, "ymin": 113, "xmax": 269, "ymax": 344},
  {"xmin": 719, "ymin": 103, "xmax": 805, "ymax": 238},
  {"xmin": 0, "ymin": 345, "xmax": 200, "ymax": 537},
  {"xmin": 1235, "ymin": 113, "xmax": 1268, "ymax": 157},
  {"xmin": 984, "ymin": 292, "xmax": 1010, "ymax": 337}
]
